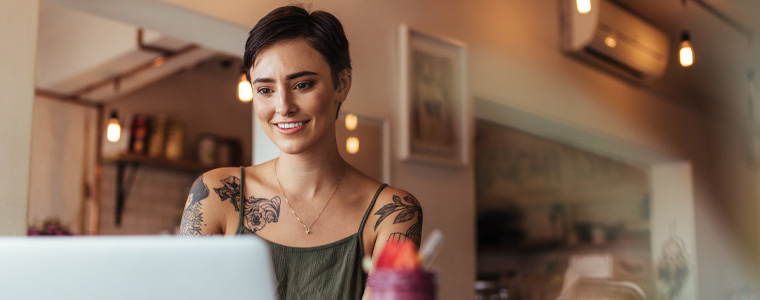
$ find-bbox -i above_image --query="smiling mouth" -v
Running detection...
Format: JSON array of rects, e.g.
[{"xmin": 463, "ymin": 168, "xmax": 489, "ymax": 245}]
[{"xmin": 276, "ymin": 121, "xmax": 307, "ymax": 129}]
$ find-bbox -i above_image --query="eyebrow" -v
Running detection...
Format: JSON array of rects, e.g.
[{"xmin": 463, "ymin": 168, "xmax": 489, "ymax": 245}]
[{"xmin": 252, "ymin": 71, "xmax": 319, "ymax": 84}]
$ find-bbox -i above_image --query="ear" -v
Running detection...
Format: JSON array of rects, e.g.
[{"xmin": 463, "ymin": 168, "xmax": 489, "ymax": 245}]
[{"xmin": 334, "ymin": 68, "xmax": 352, "ymax": 103}]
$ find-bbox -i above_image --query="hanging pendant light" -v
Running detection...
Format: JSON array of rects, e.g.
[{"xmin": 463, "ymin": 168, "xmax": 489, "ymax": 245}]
[
  {"xmin": 345, "ymin": 113, "xmax": 358, "ymax": 131},
  {"xmin": 576, "ymin": 0, "xmax": 591, "ymax": 14},
  {"xmin": 237, "ymin": 73, "xmax": 253, "ymax": 102},
  {"xmin": 106, "ymin": 111, "xmax": 121, "ymax": 143},
  {"xmin": 679, "ymin": 31, "xmax": 694, "ymax": 67},
  {"xmin": 346, "ymin": 137, "xmax": 360, "ymax": 154}
]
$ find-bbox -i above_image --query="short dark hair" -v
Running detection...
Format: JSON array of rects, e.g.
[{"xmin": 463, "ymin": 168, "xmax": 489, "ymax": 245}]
[{"xmin": 243, "ymin": 5, "xmax": 351, "ymax": 89}]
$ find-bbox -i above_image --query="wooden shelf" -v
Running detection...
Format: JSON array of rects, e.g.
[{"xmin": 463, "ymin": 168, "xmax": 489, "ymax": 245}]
[
  {"xmin": 102, "ymin": 153, "xmax": 216, "ymax": 226},
  {"xmin": 103, "ymin": 153, "xmax": 214, "ymax": 173}
]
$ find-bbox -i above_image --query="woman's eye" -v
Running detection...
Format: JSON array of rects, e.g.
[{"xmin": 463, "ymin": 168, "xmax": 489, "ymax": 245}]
[
  {"xmin": 257, "ymin": 87, "xmax": 273, "ymax": 95},
  {"xmin": 294, "ymin": 82, "xmax": 312, "ymax": 90}
]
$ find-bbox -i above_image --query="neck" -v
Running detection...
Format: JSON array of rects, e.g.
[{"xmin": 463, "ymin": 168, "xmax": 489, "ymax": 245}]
[{"xmin": 275, "ymin": 150, "xmax": 346, "ymax": 201}]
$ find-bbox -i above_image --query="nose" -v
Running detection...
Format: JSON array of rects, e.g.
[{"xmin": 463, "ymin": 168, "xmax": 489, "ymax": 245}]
[{"xmin": 275, "ymin": 91, "xmax": 296, "ymax": 116}]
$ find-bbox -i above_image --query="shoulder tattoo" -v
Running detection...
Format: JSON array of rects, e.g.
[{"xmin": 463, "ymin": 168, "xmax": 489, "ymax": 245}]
[
  {"xmin": 180, "ymin": 175, "xmax": 210, "ymax": 236},
  {"xmin": 374, "ymin": 194, "xmax": 423, "ymax": 246},
  {"xmin": 241, "ymin": 196, "xmax": 281, "ymax": 233},
  {"xmin": 214, "ymin": 176, "xmax": 242, "ymax": 211},
  {"xmin": 213, "ymin": 175, "xmax": 281, "ymax": 233}
]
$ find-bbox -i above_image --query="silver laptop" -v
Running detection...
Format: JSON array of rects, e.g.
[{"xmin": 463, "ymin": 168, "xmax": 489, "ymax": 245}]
[{"xmin": 0, "ymin": 235, "xmax": 277, "ymax": 300}]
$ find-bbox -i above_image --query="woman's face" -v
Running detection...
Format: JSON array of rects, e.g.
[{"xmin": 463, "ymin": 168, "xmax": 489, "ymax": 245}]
[{"xmin": 250, "ymin": 38, "xmax": 350, "ymax": 155}]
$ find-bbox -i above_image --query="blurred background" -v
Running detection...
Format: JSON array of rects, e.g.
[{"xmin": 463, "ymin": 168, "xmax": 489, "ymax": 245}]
[{"xmin": 2, "ymin": 0, "xmax": 759, "ymax": 299}]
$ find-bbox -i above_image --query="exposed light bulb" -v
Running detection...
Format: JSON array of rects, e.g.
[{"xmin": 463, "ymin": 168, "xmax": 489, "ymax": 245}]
[
  {"xmin": 346, "ymin": 137, "xmax": 359, "ymax": 154},
  {"xmin": 345, "ymin": 113, "xmax": 358, "ymax": 131},
  {"xmin": 679, "ymin": 31, "xmax": 694, "ymax": 67},
  {"xmin": 577, "ymin": 0, "xmax": 591, "ymax": 14},
  {"xmin": 604, "ymin": 36, "xmax": 616, "ymax": 48},
  {"xmin": 238, "ymin": 73, "xmax": 253, "ymax": 102},
  {"xmin": 106, "ymin": 111, "xmax": 121, "ymax": 143},
  {"xmin": 152, "ymin": 57, "xmax": 165, "ymax": 67}
]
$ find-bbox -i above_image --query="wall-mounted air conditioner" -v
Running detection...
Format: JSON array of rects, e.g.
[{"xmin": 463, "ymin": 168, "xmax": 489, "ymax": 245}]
[{"xmin": 560, "ymin": 0, "xmax": 669, "ymax": 84}]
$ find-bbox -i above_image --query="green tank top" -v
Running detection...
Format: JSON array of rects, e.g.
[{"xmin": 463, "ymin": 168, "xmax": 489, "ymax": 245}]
[{"xmin": 236, "ymin": 166, "xmax": 387, "ymax": 300}]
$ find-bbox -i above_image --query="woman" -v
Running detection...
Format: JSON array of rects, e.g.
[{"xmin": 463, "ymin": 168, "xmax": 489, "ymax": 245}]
[{"xmin": 179, "ymin": 5, "xmax": 423, "ymax": 300}]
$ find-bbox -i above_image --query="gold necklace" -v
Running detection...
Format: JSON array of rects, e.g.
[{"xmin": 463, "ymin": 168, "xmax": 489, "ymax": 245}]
[{"xmin": 274, "ymin": 158, "xmax": 345, "ymax": 234}]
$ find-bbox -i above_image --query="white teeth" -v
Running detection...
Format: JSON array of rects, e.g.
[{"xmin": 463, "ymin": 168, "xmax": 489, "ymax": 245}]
[{"xmin": 277, "ymin": 122, "xmax": 304, "ymax": 129}]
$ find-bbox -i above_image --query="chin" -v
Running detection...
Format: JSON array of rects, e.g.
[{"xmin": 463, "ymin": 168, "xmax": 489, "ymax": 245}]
[{"xmin": 273, "ymin": 140, "xmax": 311, "ymax": 155}]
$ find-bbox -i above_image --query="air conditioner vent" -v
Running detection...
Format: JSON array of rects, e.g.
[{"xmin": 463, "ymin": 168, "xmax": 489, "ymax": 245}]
[{"xmin": 561, "ymin": 0, "xmax": 669, "ymax": 84}]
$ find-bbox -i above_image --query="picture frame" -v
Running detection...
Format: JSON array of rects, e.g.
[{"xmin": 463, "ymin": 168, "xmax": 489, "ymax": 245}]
[{"xmin": 398, "ymin": 24, "xmax": 469, "ymax": 167}]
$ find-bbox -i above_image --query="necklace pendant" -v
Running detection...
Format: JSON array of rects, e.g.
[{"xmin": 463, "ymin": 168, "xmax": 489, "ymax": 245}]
[{"xmin": 306, "ymin": 228, "xmax": 311, "ymax": 234}]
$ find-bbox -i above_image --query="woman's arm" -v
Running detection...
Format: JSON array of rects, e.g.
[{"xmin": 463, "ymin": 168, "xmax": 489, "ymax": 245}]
[
  {"xmin": 363, "ymin": 188, "xmax": 423, "ymax": 299},
  {"xmin": 369, "ymin": 188, "xmax": 423, "ymax": 258},
  {"xmin": 179, "ymin": 174, "xmax": 225, "ymax": 236},
  {"xmin": 371, "ymin": 190, "xmax": 423, "ymax": 249}
]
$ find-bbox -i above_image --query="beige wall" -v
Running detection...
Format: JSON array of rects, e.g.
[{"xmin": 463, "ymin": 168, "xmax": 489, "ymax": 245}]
[
  {"xmin": 0, "ymin": 0, "xmax": 39, "ymax": 235},
  {"xmin": 27, "ymin": 97, "xmax": 97, "ymax": 235}
]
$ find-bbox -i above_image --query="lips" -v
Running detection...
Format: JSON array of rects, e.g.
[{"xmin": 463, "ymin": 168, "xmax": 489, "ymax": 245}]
[{"xmin": 274, "ymin": 120, "xmax": 309, "ymax": 135}]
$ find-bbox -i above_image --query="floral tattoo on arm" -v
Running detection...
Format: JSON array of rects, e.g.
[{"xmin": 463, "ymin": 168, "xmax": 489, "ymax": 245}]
[
  {"xmin": 374, "ymin": 194, "xmax": 423, "ymax": 246},
  {"xmin": 180, "ymin": 175, "xmax": 210, "ymax": 236}
]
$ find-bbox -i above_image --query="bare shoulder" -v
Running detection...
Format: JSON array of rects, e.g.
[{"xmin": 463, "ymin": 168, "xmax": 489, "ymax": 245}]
[
  {"xmin": 369, "ymin": 185, "xmax": 423, "ymax": 247},
  {"xmin": 374, "ymin": 185, "xmax": 421, "ymax": 209},
  {"xmin": 198, "ymin": 167, "xmax": 247, "ymax": 206},
  {"xmin": 200, "ymin": 166, "xmax": 245, "ymax": 186},
  {"xmin": 200, "ymin": 166, "xmax": 263, "ymax": 212},
  {"xmin": 179, "ymin": 167, "xmax": 242, "ymax": 236},
  {"xmin": 185, "ymin": 166, "xmax": 243, "ymax": 207}
]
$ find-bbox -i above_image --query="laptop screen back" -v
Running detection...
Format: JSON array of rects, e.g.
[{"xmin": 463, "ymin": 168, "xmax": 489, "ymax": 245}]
[{"xmin": 0, "ymin": 236, "xmax": 277, "ymax": 300}]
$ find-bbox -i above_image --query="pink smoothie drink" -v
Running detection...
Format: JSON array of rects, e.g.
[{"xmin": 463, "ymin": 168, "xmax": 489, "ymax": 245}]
[{"xmin": 368, "ymin": 269, "xmax": 437, "ymax": 300}]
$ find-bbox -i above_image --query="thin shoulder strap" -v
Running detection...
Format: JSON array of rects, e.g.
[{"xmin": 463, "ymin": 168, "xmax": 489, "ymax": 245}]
[
  {"xmin": 237, "ymin": 166, "xmax": 246, "ymax": 228},
  {"xmin": 358, "ymin": 183, "xmax": 388, "ymax": 234},
  {"xmin": 357, "ymin": 183, "xmax": 388, "ymax": 274}
]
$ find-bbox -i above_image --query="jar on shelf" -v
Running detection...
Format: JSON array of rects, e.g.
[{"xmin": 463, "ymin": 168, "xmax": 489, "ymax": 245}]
[
  {"xmin": 148, "ymin": 114, "xmax": 167, "ymax": 158},
  {"xmin": 164, "ymin": 120, "xmax": 184, "ymax": 161},
  {"xmin": 216, "ymin": 138, "xmax": 242, "ymax": 167},
  {"xmin": 129, "ymin": 114, "xmax": 150, "ymax": 155},
  {"xmin": 197, "ymin": 134, "xmax": 217, "ymax": 166}
]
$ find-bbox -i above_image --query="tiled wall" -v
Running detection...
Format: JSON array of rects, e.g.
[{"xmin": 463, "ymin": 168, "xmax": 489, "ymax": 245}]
[{"xmin": 98, "ymin": 164, "xmax": 197, "ymax": 235}]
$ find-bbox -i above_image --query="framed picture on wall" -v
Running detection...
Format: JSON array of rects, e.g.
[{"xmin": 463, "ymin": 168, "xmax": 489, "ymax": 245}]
[{"xmin": 398, "ymin": 24, "xmax": 469, "ymax": 167}]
